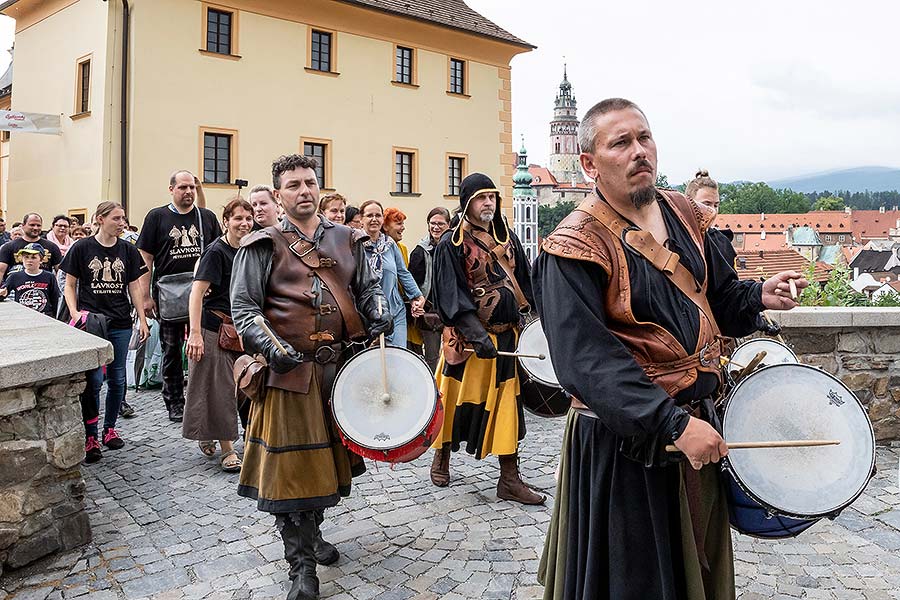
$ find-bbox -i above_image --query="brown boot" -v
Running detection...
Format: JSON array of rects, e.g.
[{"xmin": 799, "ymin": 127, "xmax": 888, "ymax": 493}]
[
  {"xmin": 430, "ymin": 444, "xmax": 451, "ymax": 487},
  {"xmin": 497, "ymin": 453, "xmax": 545, "ymax": 505}
]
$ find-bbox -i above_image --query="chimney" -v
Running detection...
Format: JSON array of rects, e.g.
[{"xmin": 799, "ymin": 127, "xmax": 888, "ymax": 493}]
[
  {"xmin": 737, "ymin": 256, "xmax": 747, "ymax": 269},
  {"xmin": 854, "ymin": 267, "xmax": 859, "ymax": 280},
  {"xmin": 880, "ymin": 206, "xmax": 886, "ymax": 213},
  {"xmin": 760, "ymin": 212, "xmax": 766, "ymax": 221},
  {"xmin": 761, "ymin": 230, "xmax": 766, "ymax": 240},
  {"xmin": 844, "ymin": 206, "xmax": 851, "ymax": 214}
]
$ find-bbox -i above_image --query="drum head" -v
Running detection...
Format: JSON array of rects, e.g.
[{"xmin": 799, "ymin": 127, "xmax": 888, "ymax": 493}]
[
  {"xmin": 730, "ymin": 338, "xmax": 797, "ymax": 371},
  {"xmin": 518, "ymin": 320, "xmax": 559, "ymax": 387},
  {"xmin": 332, "ymin": 347, "xmax": 437, "ymax": 451},
  {"xmin": 723, "ymin": 364, "xmax": 875, "ymax": 518}
]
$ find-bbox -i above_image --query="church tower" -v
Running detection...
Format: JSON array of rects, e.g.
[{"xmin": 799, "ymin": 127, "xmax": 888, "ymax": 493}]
[
  {"xmin": 548, "ymin": 65, "xmax": 583, "ymax": 185},
  {"xmin": 513, "ymin": 138, "xmax": 538, "ymax": 263}
]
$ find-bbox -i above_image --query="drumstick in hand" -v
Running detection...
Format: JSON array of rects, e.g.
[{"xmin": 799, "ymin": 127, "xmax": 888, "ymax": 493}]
[
  {"xmin": 377, "ymin": 298, "xmax": 390, "ymax": 402},
  {"xmin": 253, "ymin": 315, "xmax": 288, "ymax": 355},
  {"xmin": 464, "ymin": 349, "xmax": 546, "ymax": 360},
  {"xmin": 665, "ymin": 439, "xmax": 840, "ymax": 453}
]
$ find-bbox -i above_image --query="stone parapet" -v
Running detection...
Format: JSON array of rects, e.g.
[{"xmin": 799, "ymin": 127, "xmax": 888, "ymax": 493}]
[
  {"xmin": 0, "ymin": 302, "xmax": 112, "ymax": 576},
  {"xmin": 763, "ymin": 307, "xmax": 900, "ymax": 440}
]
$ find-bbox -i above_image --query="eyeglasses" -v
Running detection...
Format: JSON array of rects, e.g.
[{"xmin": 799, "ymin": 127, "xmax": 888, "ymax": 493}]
[
  {"xmin": 54, "ymin": 223, "xmax": 69, "ymax": 228},
  {"xmin": 429, "ymin": 221, "xmax": 449, "ymax": 228}
]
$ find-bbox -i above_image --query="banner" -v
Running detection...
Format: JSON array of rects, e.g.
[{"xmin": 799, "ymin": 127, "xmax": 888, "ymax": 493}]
[{"xmin": 0, "ymin": 110, "xmax": 61, "ymax": 135}]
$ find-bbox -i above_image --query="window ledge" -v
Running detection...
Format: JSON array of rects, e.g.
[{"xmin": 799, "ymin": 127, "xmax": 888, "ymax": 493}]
[
  {"xmin": 198, "ymin": 49, "xmax": 242, "ymax": 61},
  {"xmin": 446, "ymin": 91, "xmax": 471, "ymax": 98},
  {"xmin": 390, "ymin": 192, "xmax": 422, "ymax": 197},
  {"xmin": 70, "ymin": 111, "xmax": 91, "ymax": 121},
  {"xmin": 443, "ymin": 194, "xmax": 460, "ymax": 199},
  {"xmin": 305, "ymin": 67, "xmax": 340, "ymax": 77},
  {"xmin": 391, "ymin": 81, "xmax": 419, "ymax": 89}
]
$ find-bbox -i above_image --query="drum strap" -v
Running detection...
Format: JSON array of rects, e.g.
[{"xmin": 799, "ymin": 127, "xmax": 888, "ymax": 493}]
[{"xmin": 576, "ymin": 197, "xmax": 719, "ymax": 336}]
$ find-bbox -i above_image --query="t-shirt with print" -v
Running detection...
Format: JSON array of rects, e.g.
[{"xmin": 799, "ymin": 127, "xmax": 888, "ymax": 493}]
[
  {"xmin": 0, "ymin": 237, "xmax": 63, "ymax": 282},
  {"xmin": 136, "ymin": 204, "xmax": 222, "ymax": 284},
  {"xmin": 3, "ymin": 270, "xmax": 59, "ymax": 317},
  {"xmin": 61, "ymin": 236, "xmax": 148, "ymax": 329},
  {"xmin": 194, "ymin": 237, "xmax": 237, "ymax": 332}
]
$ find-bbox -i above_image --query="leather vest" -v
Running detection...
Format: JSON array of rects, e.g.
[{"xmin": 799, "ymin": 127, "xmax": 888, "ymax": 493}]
[
  {"xmin": 542, "ymin": 189, "xmax": 721, "ymax": 397},
  {"xmin": 460, "ymin": 220, "xmax": 522, "ymax": 326},
  {"xmin": 243, "ymin": 223, "xmax": 363, "ymax": 394}
]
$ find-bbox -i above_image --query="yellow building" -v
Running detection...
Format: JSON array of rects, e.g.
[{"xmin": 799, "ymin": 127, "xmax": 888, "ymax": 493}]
[{"xmin": 0, "ymin": 0, "xmax": 532, "ymax": 238}]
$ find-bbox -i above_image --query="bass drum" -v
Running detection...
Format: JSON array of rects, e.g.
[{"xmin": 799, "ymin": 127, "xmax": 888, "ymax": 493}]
[
  {"xmin": 517, "ymin": 319, "xmax": 569, "ymax": 418},
  {"xmin": 331, "ymin": 346, "xmax": 443, "ymax": 464},
  {"xmin": 728, "ymin": 338, "xmax": 798, "ymax": 375},
  {"xmin": 721, "ymin": 363, "xmax": 875, "ymax": 538}
]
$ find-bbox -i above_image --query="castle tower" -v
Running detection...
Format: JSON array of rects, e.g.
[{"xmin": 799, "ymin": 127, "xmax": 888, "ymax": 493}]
[
  {"xmin": 548, "ymin": 64, "xmax": 583, "ymax": 185},
  {"xmin": 513, "ymin": 138, "xmax": 539, "ymax": 263}
]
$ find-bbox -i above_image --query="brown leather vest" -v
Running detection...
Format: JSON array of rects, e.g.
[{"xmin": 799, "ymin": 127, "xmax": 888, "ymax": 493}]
[
  {"xmin": 542, "ymin": 189, "xmax": 721, "ymax": 397},
  {"xmin": 243, "ymin": 223, "xmax": 364, "ymax": 394},
  {"xmin": 460, "ymin": 220, "xmax": 522, "ymax": 326}
]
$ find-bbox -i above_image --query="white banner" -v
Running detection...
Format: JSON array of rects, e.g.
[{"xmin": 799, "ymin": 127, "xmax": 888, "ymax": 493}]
[{"xmin": 0, "ymin": 110, "xmax": 61, "ymax": 135}]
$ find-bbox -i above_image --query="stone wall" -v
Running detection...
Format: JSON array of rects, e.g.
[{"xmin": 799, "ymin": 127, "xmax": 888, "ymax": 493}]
[
  {"xmin": 763, "ymin": 307, "xmax": 900, "ymax": 441},
  {"xmin": 0, "ymin": 302, "xmax": 112, "ymax": 577}
]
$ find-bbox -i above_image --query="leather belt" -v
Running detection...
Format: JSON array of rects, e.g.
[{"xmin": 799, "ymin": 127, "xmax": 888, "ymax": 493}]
[
  {"xmin": 570, "ymin": 395, "xmax": 707, "ymax": 420},
  {"xmin": 295, "ymin": 344, "xmax": 342, "ymax": 365},
  {"xmin": 484, "ymin": 322, "xmax": 515, "ymax": 334}
]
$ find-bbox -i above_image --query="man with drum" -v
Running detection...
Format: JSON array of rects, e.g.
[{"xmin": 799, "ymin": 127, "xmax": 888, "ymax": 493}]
[
  {"xmin": 429, "ymin": 172, "xmax": 544, "ymax": 505},
  {"xmin": 533, "ymin": 98, "xmax": 807, "ymax": 599},
  {"xmin": 230, "ymin": 154, "xmax": 391, "ymax": 600}
]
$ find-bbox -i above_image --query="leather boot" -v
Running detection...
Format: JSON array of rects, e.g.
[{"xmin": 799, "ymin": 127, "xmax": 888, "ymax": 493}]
[
  {"xmin": 497, "ymin": 453, "xmax": 545, "ymax": 505},
  {"xmin": 430, "ymin": 443, "xmax": 451, "ymax": 487},
  {"xmin": 274, "ymin": 515, "xmax": 303, "ymax": 584},
  {"xmin": 279, "ymin": 512, "xmax": 320, "ymax": 600},
  {"xmin": 312, "ymin": 509, "xmax": 339, "ymax": 566}
]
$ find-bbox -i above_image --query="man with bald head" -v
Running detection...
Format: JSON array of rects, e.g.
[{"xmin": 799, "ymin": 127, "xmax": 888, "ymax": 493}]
[
  {"xmin": 0, "ymin": 213, "xmax": 62, "ymax": 285},
  {"xmin": 533, "ymin": 99, "xmax": 808, "ymax": 599},
  {"xmin": 137, "ymin": 170, "xmax": 221, "ymax": 422}
]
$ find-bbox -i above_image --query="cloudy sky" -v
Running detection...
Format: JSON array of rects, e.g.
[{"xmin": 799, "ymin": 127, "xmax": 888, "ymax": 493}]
[
  {"xmin": 1, "ymin": 2, "xmax": 897, "ymax": 184},
  {"xmin": 468, "ymin": 0, "xmax": 900, "ymax": 184}
]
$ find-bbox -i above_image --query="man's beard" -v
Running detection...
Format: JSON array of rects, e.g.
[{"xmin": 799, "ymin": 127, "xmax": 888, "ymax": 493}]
[
  {"xmin": 477, "ymin": 210, "xmax": 495, "ymax": 224},
  {"xmin": 629, "ymin": 186, "xmax": 656, "ymax": 209}
]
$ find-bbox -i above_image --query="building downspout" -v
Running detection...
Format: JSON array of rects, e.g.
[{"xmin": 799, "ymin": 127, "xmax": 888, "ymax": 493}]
[{"xmin": 120, "ymin": 0, "xmax": 130, "ymax": 214}]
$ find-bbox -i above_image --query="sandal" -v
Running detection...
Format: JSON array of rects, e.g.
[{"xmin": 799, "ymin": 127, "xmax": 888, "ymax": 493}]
[
  {"xmin": 221, "ymin": 450, "xmax": 242, "ymax": 473},
  {"xmin": 198, "ymin": 440, "xmax": 216, "ymax": 457}
]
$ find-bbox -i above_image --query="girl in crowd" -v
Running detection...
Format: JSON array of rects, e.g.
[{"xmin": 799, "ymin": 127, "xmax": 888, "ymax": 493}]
[
  {"xmin": 408, "ymin": 206, "xmax": 451, "ymax": 371},
  {"xmin": 183, "ymin": 197, "xmax": 254, "ymax": 472},
  {"xmin": 359, "ymin": 200, "xmax": 425, "ymax": 347},
  {"xmin": 61, "ymin": 201, "xmax": 150, "ymax": 463},
  {"xmin": 344, "ymin": 205, "xmax": 362, "ymax": 229},
  {"xmin": 249, "ymin": 185, "xmax": 281, "ymax": 229},
  {"xmin": 319, "ymin": 193, "xmax": 347, "ymax": 224}
]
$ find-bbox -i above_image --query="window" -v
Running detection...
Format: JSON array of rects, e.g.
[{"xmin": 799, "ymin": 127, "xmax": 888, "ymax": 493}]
[
  {"xmin": 303, "ymin": 141, "xmax": 327, "ymax": 188},
  {"xmin": 555, "ymin": 142, "xmax": 560, "ymax": 153},
  {"xmin": 206, "ymin": 8, "xmax": 233, "ymax": 55},
  {"xmin": 449, "ymin": 58, "xmax": 466, "ymax": 94},
  {"xmin": 74, "ymin": 56, "xmax": 91, "ymax": 116},
  {"xmin": 824, "ymin": 234, "xmax": 833, "ymax": 242},
  {"xmin": 447, "ymin": 155, "xmax": 465, "ymax": 196},
  {"xmin": 395, "ymin": 46, "xmax": 414, "ymax": 84},
  {"xmin": 0, "ymin": 130, "xmax": 9, "ymax": 142},
  {"xmin": 838, "ymin": 235, "xmax": 846, "ymax": 242},
  {"xmin": 310, "ymin": 30, "xmax": 332, "ymax": 72},
  {"xmin": 203, "ymin": 131, "xmax": 232, "ymax": 184},
  {"xmin": 734, "ymin": 233, "xmax": 745, "ymax": 244},
  {"xmin": 396, "ymin": 152, "xmax": 413, "ymax": 193}
]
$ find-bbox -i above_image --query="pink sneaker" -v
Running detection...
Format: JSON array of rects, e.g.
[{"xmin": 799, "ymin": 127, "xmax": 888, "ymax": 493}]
[
  {"xmin": 102, "ymin": 428, "xmax": 125, "ymax": 450},
  {"xmin": 84, "ymin": 436, "xmax": 102, "ymax": 463}
]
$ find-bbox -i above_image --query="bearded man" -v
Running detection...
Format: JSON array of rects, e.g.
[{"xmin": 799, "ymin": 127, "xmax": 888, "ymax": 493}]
[
  {"xmin": 533, "ymin": 98, "xmax": 807, "ymax": 600},
  {"xmin": 429, "ymin": 172, "xmax": 544, "ymax": 506},
  {"xmin": 231, "ymin": 154, "xmax": 391, "ymax": 600}
]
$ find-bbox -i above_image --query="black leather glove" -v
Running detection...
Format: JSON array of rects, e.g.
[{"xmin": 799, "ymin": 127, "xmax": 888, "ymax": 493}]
[
  {"xmin": 454, "ymin": 311, "xmax": 496, "ymax": 359},
  {"xmin": 472, "ymin": 337, "xmax": 498, "ymax": 359},
  {"xmin": 756, "ymin": 314, "xmax": 782, "ymax": 336},
  {"xmin": 368, "ymin": 312, "xmax": 394, "ymax": 340},
  {"xmin": 269, "ymin": 344, "xmax": 303, "ymax": 374}
]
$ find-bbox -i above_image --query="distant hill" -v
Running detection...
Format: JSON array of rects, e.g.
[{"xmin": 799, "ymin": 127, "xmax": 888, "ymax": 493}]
[{"xmin": 767, "ymin": 167, "xmax": 900, "ymax": 193}]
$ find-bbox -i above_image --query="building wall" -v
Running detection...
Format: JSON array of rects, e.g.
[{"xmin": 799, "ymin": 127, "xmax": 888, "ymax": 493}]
[
  {"xmin": 4, "ymin": 0, "xmax": 113, "ymax": 224},
  {"xmin": 125, "ymin": 0, "xmax": 524, "ymax": 240}
]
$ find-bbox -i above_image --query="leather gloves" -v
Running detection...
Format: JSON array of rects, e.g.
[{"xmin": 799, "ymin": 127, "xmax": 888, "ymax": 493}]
[
  {"xmin": 471, "ymin": 337, "xmax": 498, "ymax": 359},
  {"xmin": 241, "ymin": 316, "xmax": 301, "ymax": 374},
  {"xmin": 455, "ymin": 312, "xmax": 496, "ymax": 359},
  {"xmin": 368, "ymin": 311, "xmax": 394, "ymax": 341},
  {"xmin": 269, "ymin": 344, "xmax": 303, "ymax": 374}
]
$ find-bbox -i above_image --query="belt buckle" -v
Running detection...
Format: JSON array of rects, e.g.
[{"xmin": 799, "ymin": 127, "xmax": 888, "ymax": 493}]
[
  {"xmin": 698, "ymin": 342, "xmax": 712, "ymax": 367},
  {"xmin": 314, "ymin": 345, "xmax": 338, "ymax": 364},
  {"xmin": 318, "ymin": 304, "xmax": 337, "ymax": 316},
  {"xmin": 620, "ymin": 225, "xmax": 642, "ymax": 257},
  {"xmin": 472, "ymin": 287, "xmax": 486, "ymax": 297}
]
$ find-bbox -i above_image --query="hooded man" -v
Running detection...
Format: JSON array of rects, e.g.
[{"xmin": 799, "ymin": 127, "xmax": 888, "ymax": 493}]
[{"xmin": 428, "ymin": 172, "xmax": 544, "ymax": 505}]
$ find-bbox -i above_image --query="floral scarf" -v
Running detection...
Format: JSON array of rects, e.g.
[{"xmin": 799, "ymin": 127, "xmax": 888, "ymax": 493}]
[{"xmin": 365, "ymin": 232, "xmax": 391, "ymax": 278}]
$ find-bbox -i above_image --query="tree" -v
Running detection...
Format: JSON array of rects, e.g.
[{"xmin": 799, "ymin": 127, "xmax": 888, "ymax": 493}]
[
  {"xmin": 718, "ymin": 182, "xmax": 811, "ymax": 214},
  {"xmin": 656, "ymin": 173, "xmax": 670, "ymax": 188},
  {"xmin": 538, "ymin": 200, "xmax": 576, "ymax": 238},
  {"xmin": 812, "ymin": 195, "xmax": 846, "ymax": 211}
]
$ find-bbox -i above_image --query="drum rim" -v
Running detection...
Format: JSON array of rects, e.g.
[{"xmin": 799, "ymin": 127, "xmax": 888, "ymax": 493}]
[
  {"xmin": 330, "ymin": 345, "xmax": 439, "ymax": 452},
  {"xmin": 731, "ymin": 337, "xmax": 798, "ymax": 362},
  {"xmin": 722, "ymin": 362, "xmax": 876, "ymax": 519},
  {"xmin": 517, "ymin": 319, "xmax": 560, "ymax": 388}
]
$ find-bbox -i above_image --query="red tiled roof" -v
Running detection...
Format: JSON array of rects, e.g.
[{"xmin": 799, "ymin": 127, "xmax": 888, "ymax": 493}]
[
  {"xmin": 528, "ymin": 166, "xmax": 558, "ymax": 187},
  {"xmin": 732, "ymin": 232, "xmax": 792, "ymax": 252},
  {"xmin": 717, "ymin": 211, "xmax": 851, "ymax": 233},
  {"xmin": 850, "ymin": 210, "xmax": 900, "ymax": 243},
  {"xmin": 889, "ymin": 280, "xmax": 900, "ymax": 292},
  {"xmin": 734, "ymin": 249, "xmax": 832, "ymax": 283}
]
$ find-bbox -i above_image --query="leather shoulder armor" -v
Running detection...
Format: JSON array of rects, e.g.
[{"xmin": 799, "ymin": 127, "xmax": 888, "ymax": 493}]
[
  {"xmin": 240, "ymin": 227, "xmax": 277, "ymax": 248},
  {"xmin": 541, "ymin": 209, "xmax": 612, "ymax": 275}
]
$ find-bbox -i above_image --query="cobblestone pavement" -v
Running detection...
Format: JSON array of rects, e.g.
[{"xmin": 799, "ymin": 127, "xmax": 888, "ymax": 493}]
[{"xmin": 2, "ymin": 388, "xmax": 899, "ymax": 600}]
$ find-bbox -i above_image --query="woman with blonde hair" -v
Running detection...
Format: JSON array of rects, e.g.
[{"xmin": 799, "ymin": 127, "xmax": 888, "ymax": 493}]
[{"xmin": 319, "ymin": 193, "xmax": 347, "ymax": 224}]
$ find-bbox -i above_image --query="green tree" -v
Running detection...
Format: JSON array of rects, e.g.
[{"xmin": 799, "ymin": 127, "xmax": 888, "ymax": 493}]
[
  {"xmin": 538, "ymin": 200, "xmax": 576, "ymax": 238},
  {"xmin": 718, "ymin": 182, "xmax": 811, "ymax": 214},
  {"xmin": 656, "ymin": 173, "xmax": 670, "ymax": 188},
  {"xmin": 800, "ymin": 262, "xmax": 867, "ymax": 307},
  {"xmin": 871, "ymin": 291, "xmax": 900, "ymax": 307},
  {"xmin": 812, "ymin": 195, "xmax": 846, "ymax": 211}
]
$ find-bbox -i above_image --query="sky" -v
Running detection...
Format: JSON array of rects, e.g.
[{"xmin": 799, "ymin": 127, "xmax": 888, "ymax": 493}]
[
  {"xmin": 1, "ymin": 3, "xmax": 898, "ymax": 185},
  {"xmin": 467, "ymin": 0, "xmax": 900, "ymax": 185}
]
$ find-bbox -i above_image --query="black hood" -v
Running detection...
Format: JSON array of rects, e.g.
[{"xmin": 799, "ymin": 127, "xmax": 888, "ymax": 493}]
[{"xmin": 451, "ymin": 172, "xmax": 509, "ymax": 246}]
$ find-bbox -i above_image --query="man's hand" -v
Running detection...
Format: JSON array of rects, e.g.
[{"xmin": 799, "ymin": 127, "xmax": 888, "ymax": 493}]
[
  {"xmin": 673, "ymin": 416, "xmax": 728, "ymax": 470},
  {"xmin": 472, "ymin": 337, "xmax": 497, "ymax": 359},
  {"xmin": 369, "ymin": 312, "xmax": 393, "ymax": 339},
  {"xmin": 410, "ymin": 296, "xmax": 426, "ymax": 318},
  {"xmin": 269, "ymin": 344, "xmax": 303, "ymax": 374},
  {"xmin": 145, "ymin": 296, "xmax": 158, "ymax": 319},
  {"xmin": 138, "ymin": 320, "xmax": 150, "ymax": 344},
  {"xmin": 761, "ymin": 271, "xmax": 808, "ymax": 310},
  {"xmin": 0, "ymin": 287, "xmax": 7, "ymax": 299}
]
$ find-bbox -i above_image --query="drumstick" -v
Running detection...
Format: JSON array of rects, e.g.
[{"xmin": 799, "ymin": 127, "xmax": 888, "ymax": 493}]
[
  {"xmin": 763, "ymin": 312, "xmax": 788, "ymax": 345},
  {"xmin": 719, "ymin": 356, "xmax": 748, "ymax": 370},
  {"xmin": 788, "ymin": 278, "xmax": 798, "ymax": 300},
  {"xmin": 464, "ymin": 349, "xmax": 546, "ymax": 360},
  {"xmin": 377, "ymin": 298, "xmax": 390, "ymax": 402},
  {"xmin": 665, "ymin": 439, "xmax": 840, "ymax": 453},
  {"xmin": 253, "ymin": 315, "xmax": 288, "ymax": 355}
]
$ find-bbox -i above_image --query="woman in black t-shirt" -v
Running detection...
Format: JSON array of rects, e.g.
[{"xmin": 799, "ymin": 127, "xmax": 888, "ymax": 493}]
[
  {"xmin": 182, "ymin": 197, "xmax": 253, "ymax": 472},
  {"xmin": 61, "ymin": 202, "xmax": 150, "ymax": 463}
]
